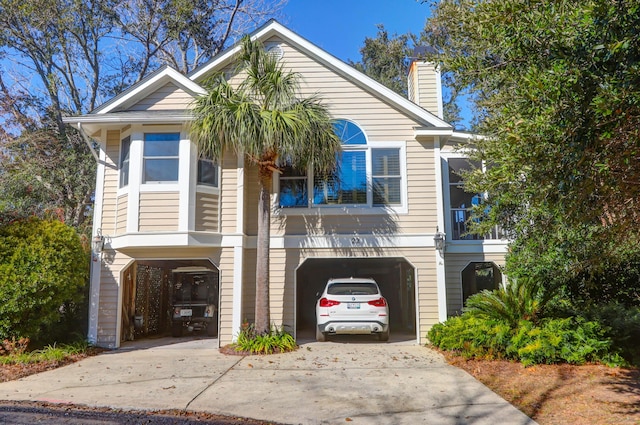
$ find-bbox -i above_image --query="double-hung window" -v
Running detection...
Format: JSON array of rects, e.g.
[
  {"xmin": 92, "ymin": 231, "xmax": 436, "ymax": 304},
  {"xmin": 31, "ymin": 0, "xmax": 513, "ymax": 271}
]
[
  {"xmin": 143, "ymin": 133, "xmax": 180, "ymax": 183},
  {"xmin": 279, "ymin": 119, "xmax": 404, "ymax": 210}
]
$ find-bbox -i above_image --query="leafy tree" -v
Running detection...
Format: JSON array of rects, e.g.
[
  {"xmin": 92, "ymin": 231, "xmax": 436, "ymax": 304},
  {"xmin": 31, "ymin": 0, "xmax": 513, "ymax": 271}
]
[
  {"xmin": 0, "ymin": 218, "xmax": 88, "ymax": 342},
  {"xmin": 423, "ymin": 0, "xmax": 640, "ymax": 236},
  {"xmin": 422, "ymin": 0, "xmax": 640, "ymax": 304},
  {"xmin": 350, "ymin": 25, "xmax": 416, "ymax": 97},
  {"xmin": 0, "ymin": 0, "xmax": 284, "ymax": 231},
  {"xmin": 190, "ymin": 37, "xmax": 341, "ymax": 334},
  {"xmin": 350, "ymin": 24, "xmax": 462, "ymax": 126}
]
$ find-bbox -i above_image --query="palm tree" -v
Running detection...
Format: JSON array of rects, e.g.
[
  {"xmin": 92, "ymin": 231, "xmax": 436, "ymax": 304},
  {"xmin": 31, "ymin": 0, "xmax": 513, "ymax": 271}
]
[{"xmin": 190, "ymin": 36, "xmax": 342, "ymax": 335}]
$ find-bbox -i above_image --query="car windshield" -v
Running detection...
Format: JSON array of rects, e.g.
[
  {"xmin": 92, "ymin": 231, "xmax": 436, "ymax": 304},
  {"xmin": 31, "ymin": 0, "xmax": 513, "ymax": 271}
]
[{"xmin": 327, "ymin": 282, "xmax": 379, "ymax": 296}]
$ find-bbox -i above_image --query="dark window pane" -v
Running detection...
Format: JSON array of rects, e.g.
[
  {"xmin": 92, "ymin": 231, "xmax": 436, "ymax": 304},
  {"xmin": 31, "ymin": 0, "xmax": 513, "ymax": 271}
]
[
  {"xmin": 119, "ymin": 136, "xmax": 131, "ymax": 188},
  {"xmin": 448, "ymin": 158, "xmax": 480, "ymax": 184},
  {"xmin": 450, "ymin": 185, "xmax": 481, "ymax": 209},
  {"xmin": 279, "ymin": 178, "xmax": 308, "ymax": 207},
  {"xmin": 197, "ymin": 159, "xmax": 218, "ymax": 187},
  {"xmin": 144, "ymin": 159, "xmax": 179, "ymax": 182}
]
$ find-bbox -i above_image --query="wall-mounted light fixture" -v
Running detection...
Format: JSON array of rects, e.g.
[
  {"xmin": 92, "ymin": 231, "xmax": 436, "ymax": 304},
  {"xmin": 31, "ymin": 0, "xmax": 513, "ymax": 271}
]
[
  {"xmin": 433, "ymin": 227, "xmax": 446, "ymax": 253},
  {"xmin": 92, "ymin": 228, "xmax": 105, "ymax": 253}
]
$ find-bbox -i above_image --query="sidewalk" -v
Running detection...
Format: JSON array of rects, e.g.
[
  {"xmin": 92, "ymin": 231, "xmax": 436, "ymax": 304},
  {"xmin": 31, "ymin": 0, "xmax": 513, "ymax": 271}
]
[{"xmin": 0, "ymin": 337, "xmax": 536, "ymax": 425}]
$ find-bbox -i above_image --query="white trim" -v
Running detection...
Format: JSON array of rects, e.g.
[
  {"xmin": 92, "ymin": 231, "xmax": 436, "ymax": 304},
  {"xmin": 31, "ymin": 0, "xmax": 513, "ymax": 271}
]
[
  {"xmin": 126, "ymin": 129, "xmax": 142, "ymax": 232},
  {"xmin": 87, "ymin": 144, "xmax": 107, "ymax": 345},
  {"xmin": 236, "ymin": 156, "xmax": 245, "ymax": 234},
  {"xmin": 414, "ymin": 127, "xmax": 454, "ymax": 137},
  {"xmin": 270, "ymin": 234, "xmax": 438, "ymax": 249},
  {"xmin": 178, "ymin": 130, "xmax": 192, "ymax": 231},
  {"xmin": 433, "ymin": 136, "xmax": 448, "ymax": 322},
  {"xmin": 446, "ymin": 240, "xmax": 509, "ymax": 254},
  {"xmin": 232, "ymin": 246, "xmax": 244, "ymax": 343},
  {"xmin": 189, "ymin": 21, "xmax": 452, "ymax": 129}
]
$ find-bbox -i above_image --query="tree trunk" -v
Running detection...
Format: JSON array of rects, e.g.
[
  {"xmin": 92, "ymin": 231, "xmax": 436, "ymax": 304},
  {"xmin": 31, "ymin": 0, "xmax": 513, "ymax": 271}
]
[{"xmin": 254, "ymin": 173, "xmax": 271, "ymax": 334}]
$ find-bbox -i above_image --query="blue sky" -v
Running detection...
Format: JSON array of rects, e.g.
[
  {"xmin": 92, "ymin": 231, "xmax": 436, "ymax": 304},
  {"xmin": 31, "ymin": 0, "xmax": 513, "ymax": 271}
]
[
  {"xmin": 281, "ymin": 0, "xmax": 431, "ymax": 63},
  {"xmin": 280, "ymin": 1, "xmax": 471, "ymax": 128}
]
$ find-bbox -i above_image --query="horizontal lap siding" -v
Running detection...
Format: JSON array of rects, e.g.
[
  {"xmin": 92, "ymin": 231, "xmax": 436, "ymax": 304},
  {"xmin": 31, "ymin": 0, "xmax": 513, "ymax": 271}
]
[
  {"xmin": 445, "ymin": 252, "xmax": 507, "ymax": 316},
  {"xmin": 220, "ymin": 151, "xmax": 238, "ymax": 234},
  {"xmin": 128, "ymin": 83, "xmax": 194, "ymax": 111},
  {"xmin": 138, "ymin": 192, "xmax": 179, "ymax": 231},
  {"xmin": 261, "ymin": 246, "xmax": 438, "ymax": 344},
  {"xmin": 195, "ymin": 192, "xmax": 219, "ymax": 232},
  {"xmin": 242, "ymin": 249, "xmax": 257, "ymax": 327},
  {"xmin": 98, "ymin": 251, "xmax": 132, "ymax": 348},
  {"xmin": 102, "ymin": 130, "xmax": 121, "ymax": 235},
  {"xmin": 115, "ymin": 194, "xmax": 128, "ymax": 234},
  {"xmin": 244, "ymin": 165, "xmax": 259, "ymax": 235},
  {"xmin": 260, "ymin": 38, "xmax": 437, "ymax": 236},
  {"xmin": 218, "ymin": 247, "xmax": 236, "ymax": 345}
]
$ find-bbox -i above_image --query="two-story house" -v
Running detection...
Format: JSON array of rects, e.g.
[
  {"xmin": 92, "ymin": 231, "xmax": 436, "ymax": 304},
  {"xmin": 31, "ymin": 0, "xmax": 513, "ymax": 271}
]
[{"xmin": 65, "ymin": 20, "xmax": 507, "ymax": 349}]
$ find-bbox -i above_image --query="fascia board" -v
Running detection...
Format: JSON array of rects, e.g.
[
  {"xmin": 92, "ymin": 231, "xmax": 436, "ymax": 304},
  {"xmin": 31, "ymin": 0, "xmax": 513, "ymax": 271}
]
[
  {"xmin": 92, "ymin": 67, "xmax": 205, "ymax": 115},
  {"xmin": 62, "ymin": 112, "xmax": 193, "ymax": 125},
  {"xmin": 189, "ymin": 20, "xmax": 453, "ymax": 129}
]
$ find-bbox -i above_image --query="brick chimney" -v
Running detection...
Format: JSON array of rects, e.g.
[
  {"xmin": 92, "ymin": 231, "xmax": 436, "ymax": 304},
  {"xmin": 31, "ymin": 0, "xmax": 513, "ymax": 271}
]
[{"xmin": 407, "ymin": 47, "xmax": 443, "ymax": 119}]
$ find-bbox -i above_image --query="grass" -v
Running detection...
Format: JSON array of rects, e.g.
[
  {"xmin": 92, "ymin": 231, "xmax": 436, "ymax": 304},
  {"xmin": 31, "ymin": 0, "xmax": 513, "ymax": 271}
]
[{"xmin": 0, "ymin": 340, "xmax": 91, "ymax": 366}]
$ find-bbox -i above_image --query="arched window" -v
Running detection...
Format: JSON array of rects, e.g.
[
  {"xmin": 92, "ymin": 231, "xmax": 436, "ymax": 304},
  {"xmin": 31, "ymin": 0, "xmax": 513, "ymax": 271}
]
[
  {"xmin": 461, "ymin": 262, "xmax": 502, "ymax": 305},
  {"xmin": 278, "ymin": 119, "xmax": 405, "ymax": 209}
]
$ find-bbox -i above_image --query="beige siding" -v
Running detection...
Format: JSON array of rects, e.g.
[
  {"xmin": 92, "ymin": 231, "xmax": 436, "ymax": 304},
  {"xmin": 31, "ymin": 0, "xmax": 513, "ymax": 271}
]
[
  {"xmin": 445, "ymin": 252, "xmax": 507, "ymax": 315},
  {"xmin": 97, "ymin": 251, "xmax": 132, "ymax": 347},
  {"xmin": 128, "ymin": 83, "xmax": 194, "ymax": 111},
  {"xmin": 195, "ymin": 192, "xmax": 219, "ymax": 232},
  {"xmin": 101, "ymin": 130, "xmax": 121, "ymax": 235},
  {"xmin": 407, "ymin": 61, "xmax": 440, "ymax": 117},
  {"xmin": 235, "ymin": 38, "xmax": 441, "ymax": 236},
  {"xmin": 218, "ymin": 247, "xmax": 236, "ymax": 345},
  {"xmin": 263, "ymin": 246, "xmax": 438, "ymax": 344},
  {"xmin": 219, "ymin": 151, "xmax": 239, "ymax": 234},
  {"xmin": 244, "ymin": 164, "xmax": 259, "ymax": 236},
  {"xmin": 138, "ymin": 192, "xmax": 179, "ymax": 231},
  {"xmin": 242, "ymin": 249, "xmax": 257, "ymax": 325},
  {"xmin": 115, "ymin": 194, "xmax": 128, "ymax": 234}
]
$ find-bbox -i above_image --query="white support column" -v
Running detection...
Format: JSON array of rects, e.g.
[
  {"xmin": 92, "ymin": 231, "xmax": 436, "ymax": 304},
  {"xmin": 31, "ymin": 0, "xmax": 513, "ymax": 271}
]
[
  {"xmin": 88, "ymin": 139, "xmax": 106, "ymax": 344},
  {"xmin": 434, "ymin": 136, "xmax": 448, "ymax": 322},
  {"xmin": 231, "ymin": 156, "xmax": 245, "ymax": 341}
]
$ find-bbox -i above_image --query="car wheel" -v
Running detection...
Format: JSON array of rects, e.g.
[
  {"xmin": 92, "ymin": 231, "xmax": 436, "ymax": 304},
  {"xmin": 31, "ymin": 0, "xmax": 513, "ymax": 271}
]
[
  {"xmin": 378, "ymin": 328, "xmax": 389, "ymax": 342},
  {"xmin": 171, "ymin": 322, "xmax": 183, "ymax": 337},
  {"xmin": 315, "ymin": 327, "xmax": 326, "ymax": 342}
]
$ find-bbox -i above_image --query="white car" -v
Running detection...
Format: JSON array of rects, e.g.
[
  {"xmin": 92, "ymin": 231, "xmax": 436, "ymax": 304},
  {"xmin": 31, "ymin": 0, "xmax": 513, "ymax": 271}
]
[{"xmin": 315, "ymin": 277, "xmax": 389, "ymax": 342}]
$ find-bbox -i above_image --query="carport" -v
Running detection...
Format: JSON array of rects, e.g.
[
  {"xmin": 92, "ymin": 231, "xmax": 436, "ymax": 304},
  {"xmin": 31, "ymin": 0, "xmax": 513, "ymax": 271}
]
[
  {"xmin": 120, "ymin": 259, "xmax": 220, "ymax": 342},
  {"xmin": 295, "ymin": 257, "xmax": 416, "ymax": 340}
]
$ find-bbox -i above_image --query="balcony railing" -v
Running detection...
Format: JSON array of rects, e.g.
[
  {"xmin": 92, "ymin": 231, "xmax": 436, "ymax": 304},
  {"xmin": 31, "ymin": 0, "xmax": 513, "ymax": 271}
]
[{"xmin": 451, "ymin": 209, "xmax": 504, "ymax": 240}]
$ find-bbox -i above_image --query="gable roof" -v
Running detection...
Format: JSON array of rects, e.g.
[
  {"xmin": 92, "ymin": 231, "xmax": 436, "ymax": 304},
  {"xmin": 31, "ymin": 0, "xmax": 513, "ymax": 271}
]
[
  {"xmin": 189, "ymin": 20, "xmax": 452, "ymax": 130},
  {"xmin": 91, "ymin": 66, "xmax": 205, "ymax": 115}
]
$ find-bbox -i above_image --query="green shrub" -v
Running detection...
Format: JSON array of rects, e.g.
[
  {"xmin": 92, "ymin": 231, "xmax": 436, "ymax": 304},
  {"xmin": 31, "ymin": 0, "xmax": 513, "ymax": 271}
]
[
  {"xmin": 428, "ymin": 314, "xmax": 625, "ymax": 366},
  {"xmin": 0, "ymin": 218, "xmax": 88, "ymax": 343},
  {"xmin": 234, "ymin": 323, "xmax": 297, "ymax": 354},
  {"xmin": 464, "ymin": 278, "xmax": 552, "ymax": 327},
  {"xmin": 428, "ymin": 315, "xmax": 512, "ymax": 359}
]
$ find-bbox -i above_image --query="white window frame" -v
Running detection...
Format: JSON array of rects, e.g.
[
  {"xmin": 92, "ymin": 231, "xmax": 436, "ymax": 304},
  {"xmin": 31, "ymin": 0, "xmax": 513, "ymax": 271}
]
[
  {"xmin": 276, "ymin": 140, "xmax": 407, "ymax": 215},
  {"xmin": 196, "ymin": 157, "xmax": 220, "ymax": 195},
  {"xmin": 138, "ymin": 126, "xmax": 183, "ymax": 193}
]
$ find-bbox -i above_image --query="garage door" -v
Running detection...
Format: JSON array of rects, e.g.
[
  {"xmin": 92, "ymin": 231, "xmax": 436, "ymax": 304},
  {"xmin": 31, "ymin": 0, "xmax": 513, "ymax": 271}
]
[{"xmin": 296, "ymin": 257, "xmax": 416, "ymax": 340}]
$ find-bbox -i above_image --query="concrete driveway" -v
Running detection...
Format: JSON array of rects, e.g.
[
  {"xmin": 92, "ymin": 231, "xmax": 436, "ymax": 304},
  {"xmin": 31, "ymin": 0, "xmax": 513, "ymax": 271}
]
[{"xmin": 0, "ymin": 336, "xmax": 536, "ymax": 425}]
